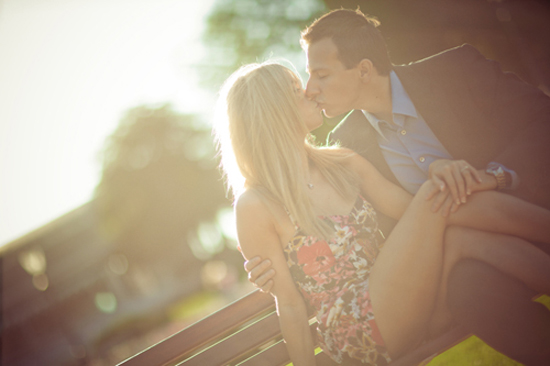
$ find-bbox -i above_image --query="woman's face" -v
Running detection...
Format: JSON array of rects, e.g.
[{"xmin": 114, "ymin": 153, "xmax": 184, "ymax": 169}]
[{"xmin": 294, "ymin": 81, "xmax": 323, "ymax": 132}]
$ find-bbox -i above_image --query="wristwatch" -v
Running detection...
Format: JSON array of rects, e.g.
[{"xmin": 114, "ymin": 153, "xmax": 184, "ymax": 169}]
[{"xmin": 485, "ymin": 163, "xmax": 512, "ymax": 190}]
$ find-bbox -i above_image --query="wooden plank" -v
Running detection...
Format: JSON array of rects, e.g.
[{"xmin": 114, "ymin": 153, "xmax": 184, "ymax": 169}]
[
  {"xmin": 237, "ymin": 321, "xmax": 316, "ymax": 366},
  {"xmin": 183, "ymin": 312, "xmax": 282, "ymax": 366},
  {"xmin": 237, "ymin": 340, "xmax": 289, "ymax": 366},
  {"xmin": 238, "ymin": 321, "xmax": 339, "ymax": 366},
  {"xmin": 118, "ymin": 290, "xmax": 274, "ymax": 366}
]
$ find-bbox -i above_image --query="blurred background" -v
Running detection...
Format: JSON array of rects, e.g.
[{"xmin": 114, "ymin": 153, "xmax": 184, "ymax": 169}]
[{"xmin": 1, "ymin": 0, "xmax": 549, "ymax": 365}]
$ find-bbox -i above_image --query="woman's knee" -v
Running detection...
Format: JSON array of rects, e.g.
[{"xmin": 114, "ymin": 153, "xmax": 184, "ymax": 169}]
[{"xmin": 443, "ymin": 226, "xmax": 476, "ymax": 260}]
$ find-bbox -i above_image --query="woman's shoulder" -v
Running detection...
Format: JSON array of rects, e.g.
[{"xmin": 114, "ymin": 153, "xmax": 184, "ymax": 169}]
[
  {"xmin": 235, "ymin": 189, "xmax": 266, "ymax": 214},
  {"xmin": 235, "ymin": 188, "xmax": 282, "ymax": 223}
]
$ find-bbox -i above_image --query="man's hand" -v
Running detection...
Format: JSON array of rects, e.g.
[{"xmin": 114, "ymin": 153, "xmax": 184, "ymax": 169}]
[
  {"xmin": 244, "ymin": 256, "xmax": 276, "ymax": 293},
  {"xmin": 425, "ymin": 187, "xmax": 459, "ymax": 217},
  {"xmin": 428, "ymin": 159, "xmax": 482, "ymax": 206}
]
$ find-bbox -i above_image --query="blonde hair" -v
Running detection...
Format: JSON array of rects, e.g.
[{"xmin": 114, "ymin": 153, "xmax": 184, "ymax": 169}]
[{"xmin": 214, "ymin": 61, "xmax": 358, "ymax": 239}]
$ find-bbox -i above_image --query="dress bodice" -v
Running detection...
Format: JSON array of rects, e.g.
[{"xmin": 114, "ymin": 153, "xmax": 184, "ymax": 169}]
[{"xmin": 283, "ymin": 195, "xmax": 390, "ymax": 364}]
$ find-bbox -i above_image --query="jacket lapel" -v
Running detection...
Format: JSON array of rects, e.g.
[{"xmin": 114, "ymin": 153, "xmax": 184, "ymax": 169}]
[{"xmin": 330, "ymin": 110, "xmax": 401, "ymax": 187}]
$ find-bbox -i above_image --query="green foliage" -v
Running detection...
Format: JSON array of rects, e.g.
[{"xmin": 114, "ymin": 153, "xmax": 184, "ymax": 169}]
[
  {"xmin": 94, "ymin": 104, "xmax": 226, "ymax": 261},
  {"xmin": 199, "ymin": 0, "xmax": 326, "ymax": 89}
]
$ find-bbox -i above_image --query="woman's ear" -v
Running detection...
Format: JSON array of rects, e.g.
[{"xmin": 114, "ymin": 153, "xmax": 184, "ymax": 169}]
[{"xmin": 358, "ymin": 59, "xmax": 374, "ymax": 82}]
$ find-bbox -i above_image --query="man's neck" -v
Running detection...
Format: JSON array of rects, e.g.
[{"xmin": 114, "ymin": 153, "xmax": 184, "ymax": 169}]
[{"xmin": 362, "ymin": 73, "xmax": 393, "ymax": 123}]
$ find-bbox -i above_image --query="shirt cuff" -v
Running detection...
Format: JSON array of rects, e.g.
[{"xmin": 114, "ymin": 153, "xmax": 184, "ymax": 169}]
[{"xmin": 486, "ymin": 162, "xmax": 520, "ymax": 190}]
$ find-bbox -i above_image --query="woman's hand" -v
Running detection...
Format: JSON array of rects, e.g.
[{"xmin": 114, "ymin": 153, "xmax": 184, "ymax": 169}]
[
  {"xmin": 425, "ymin": 168, "xmax": 498, "ymax": 215},
  {"xmin": 428, "ymin": 159, "xmax": 482, "ymax": 206}
]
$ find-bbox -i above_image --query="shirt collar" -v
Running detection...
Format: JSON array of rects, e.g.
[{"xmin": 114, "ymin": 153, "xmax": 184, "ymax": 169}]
[
  {"xmin": 390, "ymin": 70, "xmax": 417, "ymax": 120},
  {"xmin": 362, "ymin": 71, "xmax": 417, "ymax": 139}
]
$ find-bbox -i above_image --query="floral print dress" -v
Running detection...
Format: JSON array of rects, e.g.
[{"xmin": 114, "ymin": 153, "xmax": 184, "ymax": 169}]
[{"xmin": 283, "ymin": 195, "xmax": 391, "ymax": 365}]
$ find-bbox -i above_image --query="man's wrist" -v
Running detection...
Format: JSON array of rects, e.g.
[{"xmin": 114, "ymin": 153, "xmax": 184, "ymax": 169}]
[
  {"xmin": 485, "ymin": 162, "xmax": 518, "ymax": 190},
  {"xmin": 479, "ymin": 170, "xmax": 498, "ymax": 190}
]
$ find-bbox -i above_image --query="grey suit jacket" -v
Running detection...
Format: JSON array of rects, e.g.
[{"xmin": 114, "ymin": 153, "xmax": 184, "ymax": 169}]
[{"xmin": 329, "ymin": 44, "xmax": 550, "ymax": 234}]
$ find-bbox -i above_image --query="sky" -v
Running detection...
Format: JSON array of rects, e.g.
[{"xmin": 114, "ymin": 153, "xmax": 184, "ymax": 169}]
[{"xmin": 0, "ymin": 0, "xmax": 217, "ymax": 247}]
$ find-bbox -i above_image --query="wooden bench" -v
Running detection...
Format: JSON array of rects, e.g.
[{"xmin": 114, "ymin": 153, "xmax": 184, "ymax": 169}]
[{"xmin": 118, "ymin": 290, "xmax": 469, "ymax": 366}]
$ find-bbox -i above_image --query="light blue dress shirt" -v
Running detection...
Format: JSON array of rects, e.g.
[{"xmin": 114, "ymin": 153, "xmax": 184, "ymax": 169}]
[
  {"xmin": 362, "ymin": 71, "xmax": 453, "ymax": 194},
  {"xmin": 362, "ymin": 71, "xmax": 518, "ymax": 194}
]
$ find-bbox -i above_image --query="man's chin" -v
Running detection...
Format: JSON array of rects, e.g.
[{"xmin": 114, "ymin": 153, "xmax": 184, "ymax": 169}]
[
  {"xmin": 323, "ymin": 108, "xmax": 351, "ymax": 119},
  {"xmin": 322, "ymin": 109, "xmax": 337, "ymax": 118}
]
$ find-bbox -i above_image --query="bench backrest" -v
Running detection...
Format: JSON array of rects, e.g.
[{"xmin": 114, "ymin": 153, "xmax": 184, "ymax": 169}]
[
  {"xmin": 118, "ymin": 289, "xmax": 469, "ymax": 366},
  {"xmin": 117, "ymin": 290, "xmax": 337, "ymax": 366}
]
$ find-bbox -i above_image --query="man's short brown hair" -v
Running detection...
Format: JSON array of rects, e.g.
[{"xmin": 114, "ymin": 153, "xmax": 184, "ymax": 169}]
[{"xmin": 301, "ymin": 9, "xmax": 392, "ymax": 75}]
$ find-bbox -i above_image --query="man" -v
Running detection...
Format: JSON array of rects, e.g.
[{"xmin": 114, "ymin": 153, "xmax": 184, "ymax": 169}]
[
  {"xmin": 245, "ymin": 9, "xmax": 550, "ymax": 364},
  {"xmin": 303, "ymin": 10, "xmax": 550, "ymax": 234}
]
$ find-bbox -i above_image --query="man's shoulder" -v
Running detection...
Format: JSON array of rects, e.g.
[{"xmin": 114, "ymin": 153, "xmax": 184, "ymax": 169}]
[
  {"xmin": 401, "ymin": 44, "xmax": 483, "ymax": 68},
  {"xmin": 395, "ymin": 43, "xmax": 486, "ymax": 70},
  {"xmin": 393, "ymin": 44, "xmax": 492, "ymax": 90}
]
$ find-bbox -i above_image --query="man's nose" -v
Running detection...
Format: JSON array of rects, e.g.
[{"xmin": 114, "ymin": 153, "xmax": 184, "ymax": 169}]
[{"xmin": 305, "ymin": 79, "xmax": 318, "ymax": 99}]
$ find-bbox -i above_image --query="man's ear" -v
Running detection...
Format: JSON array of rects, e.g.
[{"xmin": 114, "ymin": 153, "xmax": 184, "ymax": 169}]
[{"xmin": 358, "ymin": 59, "xmax": 375, "ymax": 82}]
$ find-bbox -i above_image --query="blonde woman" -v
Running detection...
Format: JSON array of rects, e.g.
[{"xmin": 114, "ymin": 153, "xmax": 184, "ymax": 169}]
[{"xmin": 214, "ymin": 61, "xmax": 550, "ymax": 365}]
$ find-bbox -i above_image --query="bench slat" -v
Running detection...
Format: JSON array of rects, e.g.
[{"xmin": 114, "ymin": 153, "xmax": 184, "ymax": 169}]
[
  {"xmin": 237, "ymin": 322, "xmax": 339, "ymax": 366},
  {"xmin": 118, "ymin": 290, "xmax": 274, "ymax": 366},
  {"xmin": 183, "ymin": 311, "xmax": 282, "ymax": 366}
]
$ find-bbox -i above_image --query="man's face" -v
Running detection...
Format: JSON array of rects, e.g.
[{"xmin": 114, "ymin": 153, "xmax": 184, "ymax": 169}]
[{"xmin": 305, "ymin": 38, "xmax": 363, "ymax": 118}]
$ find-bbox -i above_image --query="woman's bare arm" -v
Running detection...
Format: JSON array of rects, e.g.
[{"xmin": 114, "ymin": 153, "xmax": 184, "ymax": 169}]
[
  {"xmin": 235, "ymin": 191, "xmax": 315, "ymax": 366},
  {"xmin": 343, "ymin": 152, "xmax": 413, "ymax": 220},
  {"xmin": 344, "ymin": 151, "xmax": 499, "ymax": 220}
]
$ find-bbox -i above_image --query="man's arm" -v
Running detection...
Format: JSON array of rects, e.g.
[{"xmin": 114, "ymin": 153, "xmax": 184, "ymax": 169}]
[{"xmin": 456, "ymin": 44, "xmax": 550, "ymax": 208}]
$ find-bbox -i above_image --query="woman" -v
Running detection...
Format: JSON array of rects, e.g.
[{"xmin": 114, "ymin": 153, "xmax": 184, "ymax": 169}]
[{"xmin": 214, "ymin": 61, "xmax": 550, "ymax": 365}]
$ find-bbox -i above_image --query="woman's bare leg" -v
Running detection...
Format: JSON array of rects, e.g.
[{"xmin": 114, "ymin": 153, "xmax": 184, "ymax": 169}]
[
  {"xmin": 369, "ymin": 186, "xmax": 550, "ymax": 357},
  {"xmin": 369, "ymin": 182, "xmax": 448, "ymax": 357},
  {"xmin": 428, "ymin": 227, "xmax": 550, "ymax": 338}
]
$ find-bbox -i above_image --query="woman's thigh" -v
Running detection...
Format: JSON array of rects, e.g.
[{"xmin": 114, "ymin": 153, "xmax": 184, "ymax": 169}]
[{"xmin": 368, "ymin": 186, "xmax": 448, "ymax": 357}]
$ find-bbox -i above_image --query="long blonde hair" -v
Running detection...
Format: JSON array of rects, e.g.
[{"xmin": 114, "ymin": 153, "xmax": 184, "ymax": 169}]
[{"xmin": 214, "ymin": 61, "xmax": 358, "ymax": 239}]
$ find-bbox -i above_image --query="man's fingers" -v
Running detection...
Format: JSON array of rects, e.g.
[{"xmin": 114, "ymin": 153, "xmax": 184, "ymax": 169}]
[
  {"xmin": 244, "ymin": 256, "xmax": 261, "ymax": 272},
  {"xmin": 425, "ymin": 178, "xmax": 443, "ymax": 200},
  {"xmin": 441, "ymin": 169, "xmax": 460, "ymax": 205},
  {"xmin": 450, "ymin": 201, "xmax": 460, "ymax": 214},
  {"xmin": 431, "ymin": 189, "xmax": 449, "ymax": 212},
  {"xmin": 439, "ymin": 194, "xmax": 454, "ymax": 217},
  {"xmin": 451, "ymin": 164, "xmax": 466, "ymax": 203},
  {"xmin": 255, "ymin": 269, "xmax": 276, "ymax": 291},
  {"xmin": 470, "ymin": 168, "xmax": 483, "ymax": 183},
  {"xmin": 463, "ymin": 172, "xmax": 475, "ymax": 196},
  {"xmin": 259, "ymin": 279, "xmax": 274, "ymax": 294},
  {"xmin": 245, "ymin": 258, "xmax": 272, "ymax": 284}
]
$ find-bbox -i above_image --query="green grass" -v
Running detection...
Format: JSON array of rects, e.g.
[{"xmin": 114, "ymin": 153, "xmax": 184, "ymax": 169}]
[{"xmin": 424, "ymin": 335, "xmax": 522, "ymax": 366}]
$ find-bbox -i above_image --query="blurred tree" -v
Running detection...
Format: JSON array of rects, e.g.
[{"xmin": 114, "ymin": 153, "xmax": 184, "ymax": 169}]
[
  {"xmin": 199, "ymin": 0, "xmax": 326, "ymax": 90},
  {"xmin": 94, "ymin": 104, "xmax": 227, "ymax": 264}
]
